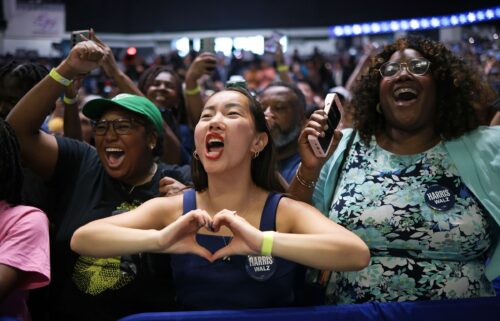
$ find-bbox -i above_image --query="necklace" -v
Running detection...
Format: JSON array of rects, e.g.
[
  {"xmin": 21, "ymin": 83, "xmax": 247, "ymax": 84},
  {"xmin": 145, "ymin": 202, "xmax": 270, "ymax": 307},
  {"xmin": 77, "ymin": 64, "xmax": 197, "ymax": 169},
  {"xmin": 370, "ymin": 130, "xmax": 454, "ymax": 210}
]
[
  {"xmin": 221, "ymin": 236, "xmax": 232, "ymax": 263},
  {"xmin": 123, "ymin": 163, "xmax": 158, "ymax": 194},
  {"xmin": 204, "ymin": 189, "xmax": 256, "ymax": 263}
]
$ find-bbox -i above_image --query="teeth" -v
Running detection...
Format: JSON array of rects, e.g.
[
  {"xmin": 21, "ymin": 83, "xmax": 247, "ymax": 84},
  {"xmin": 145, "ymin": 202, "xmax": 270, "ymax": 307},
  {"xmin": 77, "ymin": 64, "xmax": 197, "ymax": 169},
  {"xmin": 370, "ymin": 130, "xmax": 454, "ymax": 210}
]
[
  {"xmin": 394, "ymin": 88, "xmax": 417, "ymax": 96},
  {"xmin": 208, "ymin": 138, "xmax": 223, "ymax": 144},
  {"xmin": 106, "ymin": 148, "xmax": 124, "ymax": 152}
]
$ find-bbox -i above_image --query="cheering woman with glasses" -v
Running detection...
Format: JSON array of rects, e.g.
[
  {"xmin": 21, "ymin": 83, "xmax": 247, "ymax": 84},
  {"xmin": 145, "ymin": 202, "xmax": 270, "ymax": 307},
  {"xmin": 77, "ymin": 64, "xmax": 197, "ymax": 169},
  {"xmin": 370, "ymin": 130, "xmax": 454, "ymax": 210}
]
[
  {"xmin": 7, "ymin": 39, "xmax": 191, "ymax": 320},
  {"xmin": 289, "ymin": 36, "xmax": 500, "ymax": 304}
]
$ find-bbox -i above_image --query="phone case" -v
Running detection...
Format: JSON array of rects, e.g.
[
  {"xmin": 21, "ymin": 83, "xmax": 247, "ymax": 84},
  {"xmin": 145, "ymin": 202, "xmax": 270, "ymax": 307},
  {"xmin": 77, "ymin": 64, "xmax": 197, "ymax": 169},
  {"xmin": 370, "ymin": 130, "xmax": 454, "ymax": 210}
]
[
  {"xmin": 307, "ymin": 93, "xmax": 341, "ymax": 158},
  {"xmin": 71, "ymin": 30, "xmax": 90, "ymax": 47},
  {"xmin": 200, "ymin": 38, "xmax": 215, "ymax": 53}
]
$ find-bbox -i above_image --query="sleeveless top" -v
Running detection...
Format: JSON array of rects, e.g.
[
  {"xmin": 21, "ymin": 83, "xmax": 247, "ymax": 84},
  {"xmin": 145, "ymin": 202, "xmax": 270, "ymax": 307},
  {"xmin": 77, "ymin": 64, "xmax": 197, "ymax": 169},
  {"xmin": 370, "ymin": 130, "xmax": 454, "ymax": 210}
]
[
  {"xmin": 170, "ymin": 189, "xmax": 297, "ymax": 310},
  {"xmin": 326, "ymin": 139, "xmax": 494, "ymax": 303}
]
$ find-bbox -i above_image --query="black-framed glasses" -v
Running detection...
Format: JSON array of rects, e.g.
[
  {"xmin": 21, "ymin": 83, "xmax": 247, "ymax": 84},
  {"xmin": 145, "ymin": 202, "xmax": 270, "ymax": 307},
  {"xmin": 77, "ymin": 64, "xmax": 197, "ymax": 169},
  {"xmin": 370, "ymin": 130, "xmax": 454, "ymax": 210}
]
[
  {"xmin": 93, "ymin": 118, "xmax": 145, "ymax": 136},
  {"xmin": 379, "ymin": 58, "xmax": 431, "ymax": 78}
]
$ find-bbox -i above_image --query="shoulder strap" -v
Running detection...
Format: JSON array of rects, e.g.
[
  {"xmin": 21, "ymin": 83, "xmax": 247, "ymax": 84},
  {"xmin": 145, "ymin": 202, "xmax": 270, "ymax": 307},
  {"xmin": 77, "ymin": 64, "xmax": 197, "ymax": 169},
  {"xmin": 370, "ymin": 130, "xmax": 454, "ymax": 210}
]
[
  {"xmin": 259, "ymin": 192, "xmax": 283, "ymax": 231},
  {"xmin": 182, "ymin": 189, "xmax": 197, "ymax": 214}
]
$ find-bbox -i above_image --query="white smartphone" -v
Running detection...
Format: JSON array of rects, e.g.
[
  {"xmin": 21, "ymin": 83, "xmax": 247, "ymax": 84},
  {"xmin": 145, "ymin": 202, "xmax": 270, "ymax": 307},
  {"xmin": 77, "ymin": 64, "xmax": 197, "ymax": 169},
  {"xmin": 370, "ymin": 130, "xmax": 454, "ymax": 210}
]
[{"xmin": 307, "ymin": 93, "xmax": 342, "ymax": 158}]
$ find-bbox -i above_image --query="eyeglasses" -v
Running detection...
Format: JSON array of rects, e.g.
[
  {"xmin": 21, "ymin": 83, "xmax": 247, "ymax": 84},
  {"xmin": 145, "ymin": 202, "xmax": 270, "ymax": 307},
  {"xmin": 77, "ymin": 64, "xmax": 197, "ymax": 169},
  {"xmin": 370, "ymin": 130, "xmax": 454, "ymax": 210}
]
[
  {"xmin": 93, "ymin": 118, "xmax": 145, "ymax": 136},
  {"xmin": 379, "ymin": 58, "xmax": 431, "ymax": 78}
]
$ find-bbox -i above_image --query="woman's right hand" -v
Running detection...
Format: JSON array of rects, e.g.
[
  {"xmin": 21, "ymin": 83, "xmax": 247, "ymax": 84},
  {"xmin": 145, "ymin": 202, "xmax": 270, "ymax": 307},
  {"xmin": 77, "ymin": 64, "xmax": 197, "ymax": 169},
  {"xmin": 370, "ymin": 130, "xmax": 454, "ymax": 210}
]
[
  {"xmin": 156, "ymin": 209, "xmax": 213, "ymax": 260},
  {"xmin": 185, "ymin": 53, "xmax": 217, "ymax": 82},
  {"xmin": 298, "ymin": 109, "xmax": 343, "ymax": 173},
  {"xmin": 61, "ymin": 38, "xmax": 105, "ymax": 78}
]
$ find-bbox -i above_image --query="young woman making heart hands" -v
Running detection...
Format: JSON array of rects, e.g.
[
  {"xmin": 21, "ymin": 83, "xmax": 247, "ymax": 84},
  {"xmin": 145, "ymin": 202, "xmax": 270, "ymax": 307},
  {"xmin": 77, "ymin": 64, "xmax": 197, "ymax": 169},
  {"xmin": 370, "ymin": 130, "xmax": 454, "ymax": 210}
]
[{"xmin": 71, "ymin": 87, "xmax": 369, "ymax": 310}]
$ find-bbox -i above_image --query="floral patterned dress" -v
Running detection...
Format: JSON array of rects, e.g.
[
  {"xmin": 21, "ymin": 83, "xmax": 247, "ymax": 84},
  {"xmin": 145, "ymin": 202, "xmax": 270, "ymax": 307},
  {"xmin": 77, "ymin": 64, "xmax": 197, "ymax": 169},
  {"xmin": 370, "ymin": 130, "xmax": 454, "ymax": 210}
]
[{"xmin": 325, "ymin": 138, "xmax": 495, "ymax": 303}]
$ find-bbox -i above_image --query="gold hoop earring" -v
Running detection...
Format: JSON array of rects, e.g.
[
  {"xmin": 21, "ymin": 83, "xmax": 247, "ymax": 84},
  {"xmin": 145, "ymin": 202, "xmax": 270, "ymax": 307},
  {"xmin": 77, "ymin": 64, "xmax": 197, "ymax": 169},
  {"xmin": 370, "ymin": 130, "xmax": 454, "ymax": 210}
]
[
  {"xmin": 253, "ymin": 151, "xmax": 260, "ymax": 159},
  {"xmin": 193, "ymin": 151, "xmax": 199, "ymax": 160},
  {"xmin": 376, "ymin": 103, "xmax": 382, "ymax": 114}
]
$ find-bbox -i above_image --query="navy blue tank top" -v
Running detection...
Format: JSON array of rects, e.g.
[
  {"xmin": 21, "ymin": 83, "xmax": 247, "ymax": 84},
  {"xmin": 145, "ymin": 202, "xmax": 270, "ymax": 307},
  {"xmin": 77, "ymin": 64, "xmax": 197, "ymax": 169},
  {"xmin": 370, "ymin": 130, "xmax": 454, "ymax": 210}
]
[{"xmin": 170, "ymin": 189, "xmax": 297, "ymax": 310}]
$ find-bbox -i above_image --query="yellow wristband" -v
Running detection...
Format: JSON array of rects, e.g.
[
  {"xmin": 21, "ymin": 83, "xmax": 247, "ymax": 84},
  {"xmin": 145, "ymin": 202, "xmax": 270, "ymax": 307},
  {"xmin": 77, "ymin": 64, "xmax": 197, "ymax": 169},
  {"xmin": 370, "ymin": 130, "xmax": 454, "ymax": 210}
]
[
  {"xmin": 277, "ymin": 65, "xmax": 289, "ymax": 72},
  {"xmin": 63, "ymin": 95, "xmax": 78, "ymax": 105},
  {"xmin": 260, "ymin": 231, "xmax": 274, "ymax": 256},
  {"xmin": 49, "ymin": 68, "xmax": 72, "ymax": 86},
  {"xmin": 185, "ymin": 86, "xmax": 201, "ymax": 96}
]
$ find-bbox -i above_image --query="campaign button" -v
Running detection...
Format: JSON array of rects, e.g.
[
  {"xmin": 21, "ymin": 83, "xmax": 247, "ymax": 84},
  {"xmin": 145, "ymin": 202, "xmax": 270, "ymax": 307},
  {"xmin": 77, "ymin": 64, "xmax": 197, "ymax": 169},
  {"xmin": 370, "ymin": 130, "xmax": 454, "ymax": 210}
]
[
  {"xmin": 245, "ymin": 255, "xmax": 277, "ymax": 281},
  {"xmin": 424, "ymin": 184, "xmax": 455, "ymax": 211}
]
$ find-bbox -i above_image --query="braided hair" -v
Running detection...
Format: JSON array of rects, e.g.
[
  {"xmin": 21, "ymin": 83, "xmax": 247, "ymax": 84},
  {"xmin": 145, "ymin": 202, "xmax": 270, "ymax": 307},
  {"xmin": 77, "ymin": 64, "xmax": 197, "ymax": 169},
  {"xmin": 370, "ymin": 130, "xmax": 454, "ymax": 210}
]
[
  {"xmin": 0, "ymin": 118, "xmax": 23, "ymax": 205},
  {"xmin": 0, "ymin": 60, "xmax": 49, "ymax": 94},
  {"xmin": 0, "ymin": 61, "xmax": 49, "ymax": 119}
]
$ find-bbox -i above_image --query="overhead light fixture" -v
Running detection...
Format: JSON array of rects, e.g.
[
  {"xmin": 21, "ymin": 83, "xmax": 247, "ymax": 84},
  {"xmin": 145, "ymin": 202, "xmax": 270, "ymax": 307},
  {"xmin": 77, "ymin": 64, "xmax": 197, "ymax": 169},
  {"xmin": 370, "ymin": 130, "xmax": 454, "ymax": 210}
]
[{"xmin": 328, "ymin": 6, "xmax": 499, "ymax": 38}]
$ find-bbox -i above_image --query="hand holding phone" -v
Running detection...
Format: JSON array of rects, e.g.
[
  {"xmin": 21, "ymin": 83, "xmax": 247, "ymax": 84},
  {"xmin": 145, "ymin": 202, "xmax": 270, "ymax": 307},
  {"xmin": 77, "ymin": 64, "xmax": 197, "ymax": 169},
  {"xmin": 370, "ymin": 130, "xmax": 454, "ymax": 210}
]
[
  {"xmin": 71, "ymin": 29, "xmax": 91, "ymax": 47},
  {"xmin": 307, "ymin": 93, "xmax": 342, "ymax": 158}
]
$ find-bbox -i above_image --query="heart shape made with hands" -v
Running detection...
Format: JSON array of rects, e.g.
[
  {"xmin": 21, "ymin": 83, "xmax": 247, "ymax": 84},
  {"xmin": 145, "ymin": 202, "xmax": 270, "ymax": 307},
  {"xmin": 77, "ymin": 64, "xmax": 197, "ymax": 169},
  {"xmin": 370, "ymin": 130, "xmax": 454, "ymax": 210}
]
[{"xmin": 163, "ymin": 208, "xmax": 263, "ymax": 262}]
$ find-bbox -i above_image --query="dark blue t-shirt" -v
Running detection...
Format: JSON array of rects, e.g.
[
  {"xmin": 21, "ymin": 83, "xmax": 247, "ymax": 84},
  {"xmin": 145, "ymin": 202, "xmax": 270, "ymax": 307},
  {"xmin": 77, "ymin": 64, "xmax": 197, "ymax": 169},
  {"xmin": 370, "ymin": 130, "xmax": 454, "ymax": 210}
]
[
  {"xmin": 170, "ymin": 189, "xmax": 298, "ymax": 310},
  {"xmin": 279, "ymin": 152, "xmax": 301, "ymax": 183}
]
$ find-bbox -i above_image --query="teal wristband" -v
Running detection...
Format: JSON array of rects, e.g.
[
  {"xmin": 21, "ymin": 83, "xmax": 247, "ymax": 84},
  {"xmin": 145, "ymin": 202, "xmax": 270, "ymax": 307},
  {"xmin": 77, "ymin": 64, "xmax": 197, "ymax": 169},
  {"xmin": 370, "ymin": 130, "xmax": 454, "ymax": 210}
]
[{"xmin": 260, "ymin": 231, "xmax": 274, "ymax": 256}]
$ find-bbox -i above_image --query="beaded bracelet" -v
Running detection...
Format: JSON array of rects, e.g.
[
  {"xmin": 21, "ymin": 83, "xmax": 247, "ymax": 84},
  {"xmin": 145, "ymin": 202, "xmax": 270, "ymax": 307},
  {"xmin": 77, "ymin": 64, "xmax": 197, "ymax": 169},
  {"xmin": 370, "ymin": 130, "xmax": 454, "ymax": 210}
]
[
  {"xmin": 295, "ymin": 163, "xmax": 317, "ymax": 189},
  {"xmin": 49, "ymin": 68, "xmax": 72, "ymax": 86}
]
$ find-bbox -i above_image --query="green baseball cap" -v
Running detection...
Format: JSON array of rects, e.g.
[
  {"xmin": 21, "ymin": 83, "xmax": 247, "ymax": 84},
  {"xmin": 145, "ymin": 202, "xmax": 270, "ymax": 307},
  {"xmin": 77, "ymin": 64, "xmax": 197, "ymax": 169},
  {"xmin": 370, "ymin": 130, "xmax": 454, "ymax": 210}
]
[{"xmin": 82, "ymin": 93, "xmax": 163, "ymax": 135}]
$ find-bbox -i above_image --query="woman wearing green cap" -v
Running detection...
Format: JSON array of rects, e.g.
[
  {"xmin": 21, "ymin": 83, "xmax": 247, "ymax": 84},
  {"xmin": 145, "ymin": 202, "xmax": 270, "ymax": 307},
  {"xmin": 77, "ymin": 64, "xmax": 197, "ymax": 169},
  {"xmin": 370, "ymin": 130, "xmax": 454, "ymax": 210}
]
[
  {"xmin": 7, "ymin": 39, "xmax": 190, "ymax": 320},
  {"xmin": 71, "ymin": 86, "xmax": 370, "ymax": 310}
]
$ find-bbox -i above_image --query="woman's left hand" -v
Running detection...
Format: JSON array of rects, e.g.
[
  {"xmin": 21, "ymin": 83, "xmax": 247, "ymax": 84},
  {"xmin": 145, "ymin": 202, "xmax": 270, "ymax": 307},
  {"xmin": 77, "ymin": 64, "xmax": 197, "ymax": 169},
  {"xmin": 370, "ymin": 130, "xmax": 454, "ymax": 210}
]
[{"xmin": 210, "ymin": 210, "xmax": 264, "ymax": 260}]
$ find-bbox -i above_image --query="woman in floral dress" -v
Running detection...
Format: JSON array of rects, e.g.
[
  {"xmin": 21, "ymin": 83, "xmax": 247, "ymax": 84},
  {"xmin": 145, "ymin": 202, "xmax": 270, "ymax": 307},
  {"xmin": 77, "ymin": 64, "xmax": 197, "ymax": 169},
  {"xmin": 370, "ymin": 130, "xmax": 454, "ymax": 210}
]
[{"xmin": 290, "ymin": 36, "xmax": 500, "ymax": 303}]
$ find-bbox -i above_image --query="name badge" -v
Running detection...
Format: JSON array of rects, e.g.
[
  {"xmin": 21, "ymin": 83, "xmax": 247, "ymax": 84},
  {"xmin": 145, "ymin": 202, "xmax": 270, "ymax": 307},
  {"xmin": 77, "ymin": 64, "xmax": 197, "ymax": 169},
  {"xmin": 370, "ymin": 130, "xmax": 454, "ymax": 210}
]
[
  {"xmin": 245, "ymin": 255, "xmax": 277, "ymax": 281},
  {"xmin": 424, "ymin": 184, "xmax": 455, "ymax": 211}
]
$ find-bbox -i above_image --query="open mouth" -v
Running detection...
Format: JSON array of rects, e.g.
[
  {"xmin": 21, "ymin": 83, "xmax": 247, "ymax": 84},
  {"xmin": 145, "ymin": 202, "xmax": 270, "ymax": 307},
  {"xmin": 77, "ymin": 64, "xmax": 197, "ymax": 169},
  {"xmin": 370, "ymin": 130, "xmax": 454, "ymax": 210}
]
[
  {"xmin": 105, "ymin": 147, "xmax": 125, "ymax": 168},
  {"xmin": 205, "ymin": 133, "xmax": 224, "ymax": 160},
  {"xmin": 393, "ymin": 87, "xmax": 418, "ymax": 104}
]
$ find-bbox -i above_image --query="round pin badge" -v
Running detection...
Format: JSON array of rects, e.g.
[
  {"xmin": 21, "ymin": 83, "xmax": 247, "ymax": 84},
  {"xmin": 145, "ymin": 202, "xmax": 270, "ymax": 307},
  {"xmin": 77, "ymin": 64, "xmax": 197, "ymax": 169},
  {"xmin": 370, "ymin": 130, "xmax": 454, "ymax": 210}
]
[
  {"xmin": 245, "ymin": 255, "xmax": 277, "ymax": 281},
  {"xmin": 424, "ymin": 184, "xmax": 455, "ymax": 211}
]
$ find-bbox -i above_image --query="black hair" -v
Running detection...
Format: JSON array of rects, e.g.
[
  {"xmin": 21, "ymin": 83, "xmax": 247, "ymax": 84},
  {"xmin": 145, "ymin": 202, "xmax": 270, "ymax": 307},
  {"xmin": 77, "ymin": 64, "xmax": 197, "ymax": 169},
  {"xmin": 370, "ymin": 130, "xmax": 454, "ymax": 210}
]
[
  {"xmin": 137, "ymin": 65, "xmax": 188, "ymax": 124},
  {"xmin": 261, "ymin": 81, "xmax": 307, "ymax": 115},
  {"xmin": 0, "ymin": 60, "xmax": 48, "ymax": 92},
  {"xmin": 0, "ymin": 118, "xmax": 24, "ymax": 205},
  {"xmin": 191, "ymin": 87, "xmax": 285, "ymax": 193},
  {"xmin": 0, "ymin": 61, "xmax": 49, "ymax": 118},
  {"xmin": 137, "ymin": 114, "xmax": 164, "ymax": 158},
  {"xmin": 352, "ymin": 36, "xmax": 497, "ymax": 142}
]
